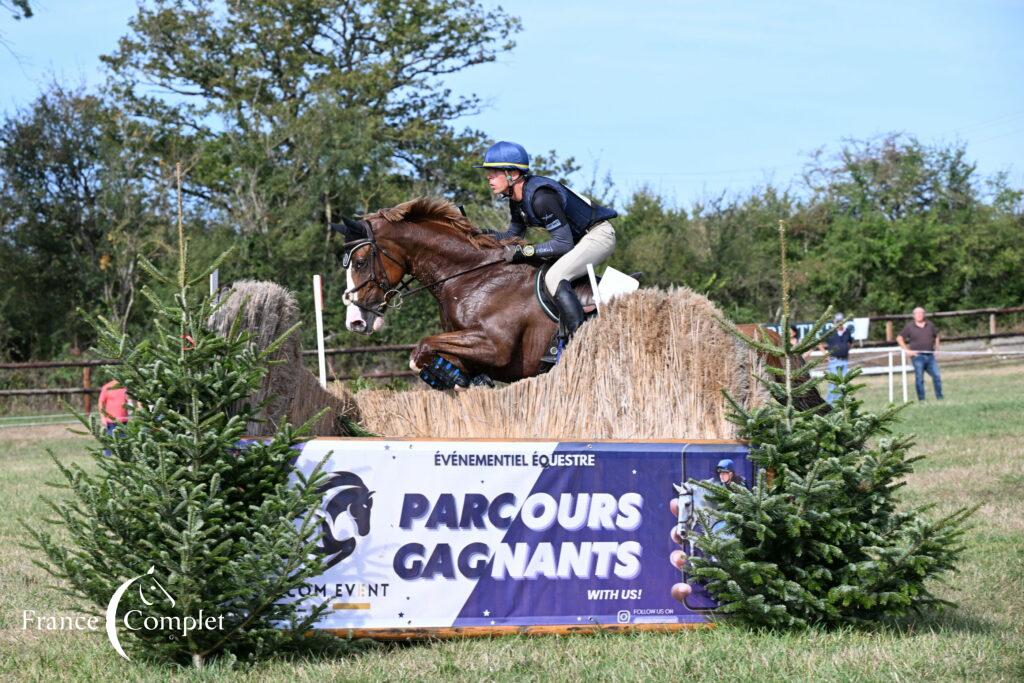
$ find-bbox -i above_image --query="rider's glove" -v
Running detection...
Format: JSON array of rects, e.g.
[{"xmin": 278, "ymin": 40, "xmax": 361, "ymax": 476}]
[{"xmin": 503, "ymin": 244, "xmax": 535, "ymax": 264}]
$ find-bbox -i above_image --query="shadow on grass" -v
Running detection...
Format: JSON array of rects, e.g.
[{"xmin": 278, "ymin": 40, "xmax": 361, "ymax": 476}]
[{"xmin": 881, "ymin": 605, "xmax": 998, "ymax": 636}]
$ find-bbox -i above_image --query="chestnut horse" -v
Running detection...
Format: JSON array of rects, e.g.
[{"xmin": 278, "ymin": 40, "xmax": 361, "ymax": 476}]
[
  {"xmin": 335, "ymin": 197, "xmax": 825, "ymax": 409},
  {"xmin": 337, "ymin": 197, "xmax": 555, "ymax": 383}
]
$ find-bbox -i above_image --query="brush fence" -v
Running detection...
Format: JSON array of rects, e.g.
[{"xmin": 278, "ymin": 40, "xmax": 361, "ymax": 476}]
[{"xmin": 289, "ymin": 437, "xmax": 750, "ymax": 639}]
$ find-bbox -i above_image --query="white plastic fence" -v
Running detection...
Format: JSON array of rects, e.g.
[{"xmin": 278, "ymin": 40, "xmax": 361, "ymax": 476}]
[{"xmin": 808, "ymin": 346, "xmax": 1024, "ymax": 403}]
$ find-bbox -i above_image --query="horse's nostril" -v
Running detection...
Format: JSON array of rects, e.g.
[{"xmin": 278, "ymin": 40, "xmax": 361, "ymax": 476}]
[{"xmin": 349, "ymin": 320, "xmax": 366, "ymax": 332}]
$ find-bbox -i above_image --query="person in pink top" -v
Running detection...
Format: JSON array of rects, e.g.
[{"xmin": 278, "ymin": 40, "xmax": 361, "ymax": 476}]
[{"xmin": 98, "ymin": 379, "xmax": 130, "ymax": 436}]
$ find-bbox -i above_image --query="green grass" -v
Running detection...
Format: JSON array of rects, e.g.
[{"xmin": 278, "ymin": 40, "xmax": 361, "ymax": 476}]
[{"xmin": 1, "ymin": 365, "xmax": 1022, "ymax": 682}]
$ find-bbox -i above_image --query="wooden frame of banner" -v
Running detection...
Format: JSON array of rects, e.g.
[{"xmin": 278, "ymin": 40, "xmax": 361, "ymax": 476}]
[
  {"xmin": 301, "ymin": 436, "xmax": 745, "ymax": 640},
  {"xmin": 321, "ymin": 622, "xmax": 711, "ymax": 641}
]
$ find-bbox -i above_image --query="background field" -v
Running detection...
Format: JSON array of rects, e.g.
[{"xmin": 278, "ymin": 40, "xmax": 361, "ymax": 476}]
[{"xmin": 1, "ymin": 365, "xmax": 1021, "ymax": 682}]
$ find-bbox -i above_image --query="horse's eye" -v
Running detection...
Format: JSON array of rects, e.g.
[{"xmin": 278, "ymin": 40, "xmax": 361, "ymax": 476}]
[{"xmin": 355, "ymin": 259, "xmax": 367, "ymax": 269}]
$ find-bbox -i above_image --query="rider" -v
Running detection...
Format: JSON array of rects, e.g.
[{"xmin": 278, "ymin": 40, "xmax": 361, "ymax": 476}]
[
  {"xmin": 476, "ymin": 140, "xmax": 618, "ymax": 348},
  {"xmin": 712, "ymin": 459, "xmax": 745, "ymax": 488}
]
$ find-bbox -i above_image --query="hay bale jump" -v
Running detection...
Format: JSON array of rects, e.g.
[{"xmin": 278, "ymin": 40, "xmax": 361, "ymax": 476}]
[
  {"xmin": 208, "ymin": 280, "xmax": 361, "ymax": 436},
  {"xmin": 350, "ymin": 287, "xmax": 766, "ymax": 440}
]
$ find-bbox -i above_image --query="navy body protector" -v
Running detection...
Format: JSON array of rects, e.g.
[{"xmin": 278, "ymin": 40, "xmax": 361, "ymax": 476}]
[{"xmin": 519, "ymin": 175, "xmax": 617, "ymax": 240}]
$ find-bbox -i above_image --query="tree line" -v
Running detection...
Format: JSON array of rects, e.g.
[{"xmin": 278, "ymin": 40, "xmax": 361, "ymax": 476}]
[{"xmin": 1, "ymin": 1, "xmax": 1021, "ymax": 364}]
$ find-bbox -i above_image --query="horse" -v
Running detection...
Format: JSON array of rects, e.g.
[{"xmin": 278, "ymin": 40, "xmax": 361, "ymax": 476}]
[
  {"xmin": 336, "ymin": 197, "xmax": 563, "ymax": 386},
  {"xmin": 316, "ymin": 471, "xmax": 374, "ymax": 569},
  {"xmin": 334, "ymin": 197, "xmax": 827, "ymax": 410}
]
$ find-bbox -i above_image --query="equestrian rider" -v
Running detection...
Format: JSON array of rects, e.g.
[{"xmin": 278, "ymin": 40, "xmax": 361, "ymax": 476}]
[{"xmin": 476, "ymin": 140, "xmax": 617, "ymax": 344}]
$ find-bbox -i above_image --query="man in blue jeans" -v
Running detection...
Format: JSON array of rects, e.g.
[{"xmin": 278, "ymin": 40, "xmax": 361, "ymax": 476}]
[
  {"xmin": 897, "ymin": 306, "xmax": 943, "ymax": 401},
  {"xmin": 820, "ymin": 313, "xmax": 854, "ymax": 404}
]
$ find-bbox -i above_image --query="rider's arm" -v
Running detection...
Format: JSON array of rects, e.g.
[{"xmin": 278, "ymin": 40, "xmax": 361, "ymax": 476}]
[
  {"xmin": 490, "ymin": 203, "xmax": 527, "ymax": 241},
  {"xmin": 530, "ymin": 188, "xmax": 574, "ymax": 259}
]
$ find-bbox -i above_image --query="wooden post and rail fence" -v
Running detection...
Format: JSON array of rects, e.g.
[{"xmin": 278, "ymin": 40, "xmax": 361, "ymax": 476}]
[{"xmin": 1, "ymin": 305, "xmax": 1021, "ymax": 410}]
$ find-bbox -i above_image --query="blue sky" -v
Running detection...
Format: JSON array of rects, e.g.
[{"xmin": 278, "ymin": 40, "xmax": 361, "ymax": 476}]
[{"xmin": 3, "ymin": 0, "xmax": 1022, "ymax": 205}]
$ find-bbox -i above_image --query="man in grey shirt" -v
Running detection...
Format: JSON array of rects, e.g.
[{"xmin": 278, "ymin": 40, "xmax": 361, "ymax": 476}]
[{"xmin": 897, "ymin": 306, "xmax": 944, "ymax": 401}]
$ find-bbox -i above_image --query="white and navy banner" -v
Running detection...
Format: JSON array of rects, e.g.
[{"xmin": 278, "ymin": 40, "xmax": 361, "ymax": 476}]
[{"xmin": 289, "ymin": 439, "xmax": 751, "ymax": 631}]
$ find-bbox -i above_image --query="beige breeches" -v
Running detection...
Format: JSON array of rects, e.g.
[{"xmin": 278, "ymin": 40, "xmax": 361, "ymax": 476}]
[{"xmin": 543, "ymin": 221, "xmax": 617, "ymax": 295}]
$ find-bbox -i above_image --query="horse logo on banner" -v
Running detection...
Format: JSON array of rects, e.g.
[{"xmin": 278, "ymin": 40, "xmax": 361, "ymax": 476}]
[{"xmin": 316, "ymin": 472, "xmax": 375, "ymax": 569}]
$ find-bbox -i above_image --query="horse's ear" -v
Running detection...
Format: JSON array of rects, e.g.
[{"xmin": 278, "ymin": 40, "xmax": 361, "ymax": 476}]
[{"xmin": 330, "ymin": 216, "xmax": 368, "ymax": 240}]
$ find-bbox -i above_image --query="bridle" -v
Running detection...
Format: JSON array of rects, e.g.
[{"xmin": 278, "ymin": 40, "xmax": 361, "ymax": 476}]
[
  {"xmin": 341, "ymin": 218, "xmax": 507, "ymax": 319},
  {"xmin": 341, "ymin": 221, "xmax": 411, "ymax": 318}
]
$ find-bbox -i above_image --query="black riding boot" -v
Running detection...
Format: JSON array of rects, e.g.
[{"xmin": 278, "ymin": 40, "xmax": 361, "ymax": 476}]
[
  {"xmin": 554, "ymin": 279, "xmax": 585, "ymax": 339},
  {"xmin": 540, "ymin": 280, "xmax": 587, "ymax": 367}
]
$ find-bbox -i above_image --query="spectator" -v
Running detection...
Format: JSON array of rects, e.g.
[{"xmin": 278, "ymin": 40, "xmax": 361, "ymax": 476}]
[
  {"xmin": 897, "ymin": 306, "xmax": 943, "ymax": 401},
  {"xmin": 819, "ymin": 313, "xmax": 854, "ymax": 404},
  {"xmin": 98, "ymin": 379, "xmax": 130, "ymax": 437}
]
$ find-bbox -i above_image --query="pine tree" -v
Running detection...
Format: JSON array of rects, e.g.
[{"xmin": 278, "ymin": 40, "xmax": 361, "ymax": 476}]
[
  {"xmin": 25, "ymin": 169, "xmax": 333, "ymax": 666},
  {"xmin": 686, "ymin": 221, "xmax": 974, "ymax": 628}
]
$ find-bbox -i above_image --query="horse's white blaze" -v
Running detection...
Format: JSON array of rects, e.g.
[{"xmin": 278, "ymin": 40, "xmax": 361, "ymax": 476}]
[
  {"xmin": 344, "ymin": 263, "xmax": 386, "ymax": 334},
  {"xmin": 345, "ymin": 266, "xmax": 367, "ymax": 332}
]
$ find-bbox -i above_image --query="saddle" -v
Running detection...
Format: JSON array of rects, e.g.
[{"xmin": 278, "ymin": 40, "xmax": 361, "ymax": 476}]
[{"xmin": 533, "ymin": 264, "xmax": 598, "ymax": 323}]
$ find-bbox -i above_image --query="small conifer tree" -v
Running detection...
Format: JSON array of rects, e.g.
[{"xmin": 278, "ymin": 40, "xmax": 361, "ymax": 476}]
[
  {"xmin": 26, "ymin": 169, "xmax": 332, "ymax": 666},
  {"xmin": 687, "ymin": 221, "xmax": 973, "ymax": 628}
]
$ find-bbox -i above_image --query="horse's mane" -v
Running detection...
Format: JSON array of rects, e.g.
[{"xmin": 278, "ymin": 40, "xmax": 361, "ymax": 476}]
[{"xmin": 374, "ymin": 197, "xmax": 504, "ymax": 249}]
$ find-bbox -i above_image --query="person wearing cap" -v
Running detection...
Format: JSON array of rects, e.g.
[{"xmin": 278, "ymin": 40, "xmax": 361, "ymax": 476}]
[
  {"xmin": 475, "ymin": 141, "xmax": 618, "ymax": 357},
  {"xmin": 819, "ymin": 313, "xmax": 855, "ymax": 404}
]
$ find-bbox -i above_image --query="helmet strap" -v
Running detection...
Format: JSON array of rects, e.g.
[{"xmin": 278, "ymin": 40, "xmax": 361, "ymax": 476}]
[{"xmin": 503, "ymin": 170, "xmax": 525, "ymax": 199}]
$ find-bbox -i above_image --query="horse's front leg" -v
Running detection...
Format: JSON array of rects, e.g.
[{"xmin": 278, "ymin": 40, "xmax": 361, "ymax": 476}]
[{"xmin": 410, "ymin": 329, "xmax": 510, "ymax": 386}]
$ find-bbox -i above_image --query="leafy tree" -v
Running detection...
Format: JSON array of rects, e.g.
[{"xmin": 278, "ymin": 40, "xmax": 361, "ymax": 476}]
[
  {"xmin": 98, "ymin": 0, "xmax": 522, "ymax": 350},
  {"xmin": 0, "ymin": 84, "xmax": 173, "ymax": 359}
]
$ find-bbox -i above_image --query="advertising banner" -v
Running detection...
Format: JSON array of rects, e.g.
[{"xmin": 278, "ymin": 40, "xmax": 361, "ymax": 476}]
[{"xmin": 289, "ymin": 439, "xmax": 751, "ymax": 634}]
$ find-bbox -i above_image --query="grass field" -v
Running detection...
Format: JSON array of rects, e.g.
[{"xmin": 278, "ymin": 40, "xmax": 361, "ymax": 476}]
[{"xmin": 1, "ymin": 364, "xmax": 1022, "ymax": 682}]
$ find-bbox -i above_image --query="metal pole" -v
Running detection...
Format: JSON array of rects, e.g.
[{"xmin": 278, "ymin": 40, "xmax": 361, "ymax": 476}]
[
  {"xmin": 313, "ymin": 274, "xmax": 328, "ymax": 388},
  {"xmin": 888, "ymin": 351, "xmax": 894, "ymax": 403},
  {"xmin": 900, "ymin": 348, "xmax": 909, "ymax": 403}
]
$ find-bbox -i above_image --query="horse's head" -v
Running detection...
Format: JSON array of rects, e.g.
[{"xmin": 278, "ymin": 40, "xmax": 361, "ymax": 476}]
[
  {"xmin": 349, "ymin": 488, "xmax": 374, "ymax": 537},
  {"xmin": 332, "ymin": 215, "xmax": 410, "ymax": 335}
]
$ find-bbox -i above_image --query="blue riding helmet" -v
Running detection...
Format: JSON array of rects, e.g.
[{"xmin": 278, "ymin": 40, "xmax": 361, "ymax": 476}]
[
  {"xmin": 716, "ymin": 458, "xmax": 736, "ymax": 473},
  {"xmin": 474, "ymin": 141, "xmax": 530, "ymax": 171}
]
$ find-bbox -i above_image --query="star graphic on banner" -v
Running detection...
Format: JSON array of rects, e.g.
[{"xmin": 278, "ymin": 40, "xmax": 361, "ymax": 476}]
[
  {"xmin": 490, "ymin": 620, "xmax": 496, "ymax": 625},
  {"xmin": 577, "ymin": 616, "xmax": 582, "ymax": 622},
  {"xmin": 483, "ymin": 610, "xmax": 490, "ymax": 617},
  {"xmin": 632, "ymin": 469, "xmax": 637, "ymax": 475},
  {"xmin": 398, "ymin": 612, "xmax": 404, "ymax": 618},
  {"xmin": 384, "ymin": 444, "xmax": 390, "ymax": 450}
]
